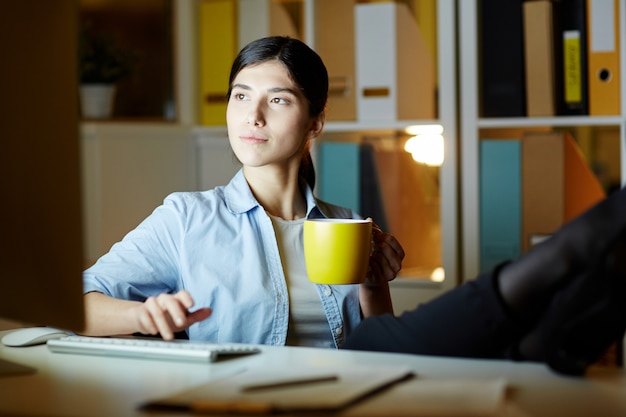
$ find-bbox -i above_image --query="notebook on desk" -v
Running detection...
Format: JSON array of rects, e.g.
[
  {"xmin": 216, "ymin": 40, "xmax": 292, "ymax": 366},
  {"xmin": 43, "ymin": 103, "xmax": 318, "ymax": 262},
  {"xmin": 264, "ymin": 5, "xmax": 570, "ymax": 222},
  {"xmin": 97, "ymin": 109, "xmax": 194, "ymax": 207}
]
[{"xmin": 141, "ymin": 366, "xmax": 415, "ymax": 414}]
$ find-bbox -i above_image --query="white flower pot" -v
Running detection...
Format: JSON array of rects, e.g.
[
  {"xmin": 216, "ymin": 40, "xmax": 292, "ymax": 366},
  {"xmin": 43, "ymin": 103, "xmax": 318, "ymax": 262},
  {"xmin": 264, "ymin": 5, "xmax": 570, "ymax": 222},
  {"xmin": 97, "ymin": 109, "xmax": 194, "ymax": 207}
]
[{"xmin": 79, "ymin": 84, "xmax": 116, "ymax": 119}]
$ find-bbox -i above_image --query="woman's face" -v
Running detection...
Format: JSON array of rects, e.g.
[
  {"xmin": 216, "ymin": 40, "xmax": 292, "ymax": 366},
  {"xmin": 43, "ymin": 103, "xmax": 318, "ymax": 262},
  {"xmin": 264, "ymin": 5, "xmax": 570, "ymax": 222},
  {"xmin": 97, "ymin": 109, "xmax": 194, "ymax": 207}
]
[{"xmin": 226, "ymin": 60, "xmax": 322, "ymax": 170}]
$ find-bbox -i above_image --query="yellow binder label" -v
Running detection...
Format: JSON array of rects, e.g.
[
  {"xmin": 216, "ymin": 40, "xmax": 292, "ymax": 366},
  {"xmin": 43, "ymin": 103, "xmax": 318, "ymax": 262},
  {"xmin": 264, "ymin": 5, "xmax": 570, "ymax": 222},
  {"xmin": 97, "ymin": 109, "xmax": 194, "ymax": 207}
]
[{"xmin": 563, "ymin": 30, "xmax": 582, "ymax": 104}]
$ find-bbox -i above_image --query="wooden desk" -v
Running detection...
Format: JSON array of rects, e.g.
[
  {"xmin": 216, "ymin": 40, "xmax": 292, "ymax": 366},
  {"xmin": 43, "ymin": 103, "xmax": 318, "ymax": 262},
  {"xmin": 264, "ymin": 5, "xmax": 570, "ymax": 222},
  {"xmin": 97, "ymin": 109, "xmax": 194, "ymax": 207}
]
[{"xmin": 1, "ymin": 327, "xmax": 625, "ymax": 417}]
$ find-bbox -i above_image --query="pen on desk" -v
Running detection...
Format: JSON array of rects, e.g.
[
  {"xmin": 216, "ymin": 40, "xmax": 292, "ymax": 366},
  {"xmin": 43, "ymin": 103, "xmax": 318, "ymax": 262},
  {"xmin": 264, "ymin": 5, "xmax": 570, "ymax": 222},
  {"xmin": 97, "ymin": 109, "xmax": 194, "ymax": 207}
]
[
  {"xmin": 189, "ymin": 400, "xmax": 273, "ymax": 414},
  {"xmin": 241, "ymin": 374, "xmax": 339, "ymax": 392}
]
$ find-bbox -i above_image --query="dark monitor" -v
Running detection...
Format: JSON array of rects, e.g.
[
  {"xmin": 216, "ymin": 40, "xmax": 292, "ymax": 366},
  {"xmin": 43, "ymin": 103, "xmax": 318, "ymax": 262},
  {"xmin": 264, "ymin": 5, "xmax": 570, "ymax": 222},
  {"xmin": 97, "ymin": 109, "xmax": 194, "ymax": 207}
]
[{"xmin": 1, "ymin": 0, "xmax": 85, "ymax": 371}]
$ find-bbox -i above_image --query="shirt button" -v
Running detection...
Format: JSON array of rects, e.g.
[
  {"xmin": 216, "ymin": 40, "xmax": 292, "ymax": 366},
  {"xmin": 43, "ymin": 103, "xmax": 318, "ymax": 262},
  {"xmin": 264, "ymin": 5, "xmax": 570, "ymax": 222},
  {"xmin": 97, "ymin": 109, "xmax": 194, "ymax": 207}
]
[
  {"xmin": 324, "ymin": 288, "xmax": 332, "ymax": 297},
  {"xmin": 335, "ymin": 327, "xmax": 343, "ymax": 336}
]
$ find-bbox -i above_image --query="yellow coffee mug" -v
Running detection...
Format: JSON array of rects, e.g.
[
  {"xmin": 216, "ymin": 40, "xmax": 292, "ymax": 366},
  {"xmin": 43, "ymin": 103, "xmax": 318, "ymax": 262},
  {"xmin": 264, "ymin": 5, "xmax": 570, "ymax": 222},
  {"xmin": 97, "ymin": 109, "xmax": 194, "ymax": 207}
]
[{"xmin": 303, "ymin": 218, "xmax": 372, "ymax": 285}]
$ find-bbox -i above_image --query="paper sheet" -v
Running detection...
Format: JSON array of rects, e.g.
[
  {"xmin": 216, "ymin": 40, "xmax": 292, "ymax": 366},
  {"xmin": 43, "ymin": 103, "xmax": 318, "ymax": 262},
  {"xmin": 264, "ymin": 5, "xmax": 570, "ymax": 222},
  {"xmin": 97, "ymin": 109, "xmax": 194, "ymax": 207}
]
[
  {"xmin": 142, "ymin": 366, "xmax": 414, "ymax": 414},
  {"xmin": 343, "ymin": 378, "xmax": 510, "ymax": 417}
]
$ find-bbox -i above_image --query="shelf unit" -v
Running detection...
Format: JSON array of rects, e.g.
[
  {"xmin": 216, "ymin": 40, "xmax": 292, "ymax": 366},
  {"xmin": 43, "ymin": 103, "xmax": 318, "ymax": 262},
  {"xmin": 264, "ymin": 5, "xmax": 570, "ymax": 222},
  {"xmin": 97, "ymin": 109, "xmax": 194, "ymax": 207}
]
[
  {"xmin": 322, "ymin": 0, "xmax": 458, "ymax": 305},
  {"xmin": 459, "ymin": 0, "xmax": 626, "ymax": 281}
]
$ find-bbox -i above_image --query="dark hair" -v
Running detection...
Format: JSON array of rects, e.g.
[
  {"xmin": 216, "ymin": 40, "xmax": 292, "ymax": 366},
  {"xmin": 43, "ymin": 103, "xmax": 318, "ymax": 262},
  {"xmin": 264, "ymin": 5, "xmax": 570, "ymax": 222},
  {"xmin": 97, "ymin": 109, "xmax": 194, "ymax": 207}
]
[{"xmin": 228, "ymin": 36, "xmax": 328, "ymax": 189}]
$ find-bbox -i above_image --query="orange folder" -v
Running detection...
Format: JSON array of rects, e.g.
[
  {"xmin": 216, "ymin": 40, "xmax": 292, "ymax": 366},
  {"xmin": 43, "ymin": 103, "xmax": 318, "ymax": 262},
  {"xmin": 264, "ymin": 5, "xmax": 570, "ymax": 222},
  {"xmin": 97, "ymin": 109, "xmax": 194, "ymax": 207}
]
[
  {"xmin": 521, "ymin": 131, "xmax": 606, "ymax": 252},
  {"xmin": 586, "ymin": 0, "xmax": 621, "ymax": 115}
]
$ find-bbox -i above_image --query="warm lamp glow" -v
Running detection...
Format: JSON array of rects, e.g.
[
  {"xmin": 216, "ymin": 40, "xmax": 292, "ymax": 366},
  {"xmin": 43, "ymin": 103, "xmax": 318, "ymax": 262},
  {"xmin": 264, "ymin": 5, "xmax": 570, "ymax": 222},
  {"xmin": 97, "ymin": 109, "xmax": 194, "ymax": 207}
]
[
  {"xmin": 404, "ymin": 124, "xmax": 444, "ymax": 136},
  {"xmin": 404, "ymin": 133, "xmax": 444, "ymax": 166},
  {"xmin": 430, "ymin": 267, "xmax": 445, "ymax": 282}
]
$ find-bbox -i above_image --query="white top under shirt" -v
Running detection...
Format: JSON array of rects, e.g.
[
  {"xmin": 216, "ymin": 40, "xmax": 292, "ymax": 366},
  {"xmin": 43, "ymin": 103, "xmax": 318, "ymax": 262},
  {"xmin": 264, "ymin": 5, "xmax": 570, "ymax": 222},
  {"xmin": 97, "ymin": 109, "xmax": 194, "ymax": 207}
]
[{"xmin": 267, "ymin": 213, "xmax": 335, "ymax": 348}]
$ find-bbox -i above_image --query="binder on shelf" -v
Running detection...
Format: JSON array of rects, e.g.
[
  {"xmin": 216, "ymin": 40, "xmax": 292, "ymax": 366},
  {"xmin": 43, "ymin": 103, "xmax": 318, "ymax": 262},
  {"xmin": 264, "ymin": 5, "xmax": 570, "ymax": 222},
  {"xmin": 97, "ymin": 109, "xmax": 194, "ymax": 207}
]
[
  {"xmin": 359, "ymin": 143, "xmax": 389, "ymax": 232},
  {"xmin": 199, "ymin": 0, "xmax": 237, "ymax": 126},
  {"xmin": 317, "ymin": 142, "xmax": 360, "ymax": 213},
  {"xmin": 371, "ymin": 145, "xmax": 442, "ymax": 276},
  {"xmin": 586, "ymin": 0, "xmax": 621, "ymax": 115},
  {"xmin": 200, "ymin": 0, "xmax": 301, "ymax": 126},
  {"xmin": 561, "ymin": 0, "xmax": 589, "ymax": 115},
  {"xmin": 315, "ymin": 0, "xmax": 356, "ymax": 121},
  {"xmin": 238, "ymin": 0, "xmax": 301, "ymax": 50},
  {"xmin": 316, "ymin": 141, "xmax": 388, "ymax": 230},
  {"xmin": 479, "ymin": 139, "xmax": 522, "ymax": 274},
  {"xmin": 521, "ymin": 131, "xmax": 605, "ymax": 253},
  {"xmin": 479, "ymin": 0, "xmax": 526, "ymax": 117},
  {"xmin": 523, "ymin": 0, "xmax": 564, "ymax": 117},
  {"xmin": 355, "ymin": 1, "xmax": 435, "ymax": 122}
]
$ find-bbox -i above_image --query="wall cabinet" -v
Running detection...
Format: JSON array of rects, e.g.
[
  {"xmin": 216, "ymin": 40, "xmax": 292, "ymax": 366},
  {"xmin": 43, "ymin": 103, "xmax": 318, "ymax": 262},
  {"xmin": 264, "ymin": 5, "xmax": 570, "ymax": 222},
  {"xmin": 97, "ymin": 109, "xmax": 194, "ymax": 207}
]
[
  {"xmin": 459, "ymin": 0, "xmax": 626, "ymax": 281},
  {"xmin": 80, "ymin": 123, "xmax": 198, "ymax": 265}
]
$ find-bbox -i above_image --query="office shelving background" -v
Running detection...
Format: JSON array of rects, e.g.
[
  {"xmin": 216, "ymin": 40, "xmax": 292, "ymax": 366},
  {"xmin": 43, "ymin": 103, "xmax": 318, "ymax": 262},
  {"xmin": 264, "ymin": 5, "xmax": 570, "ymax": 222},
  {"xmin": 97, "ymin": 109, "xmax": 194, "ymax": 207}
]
[{"xmin": 459, "ymin": 0, "xmax": 626, "ymax": 281}]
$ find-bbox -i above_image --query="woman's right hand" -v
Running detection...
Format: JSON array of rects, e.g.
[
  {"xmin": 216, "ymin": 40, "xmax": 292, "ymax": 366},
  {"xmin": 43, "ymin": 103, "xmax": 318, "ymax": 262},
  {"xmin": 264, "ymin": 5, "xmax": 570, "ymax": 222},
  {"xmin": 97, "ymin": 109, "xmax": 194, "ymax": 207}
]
[{"xmin": 133, "ymin": 290, "xmax": 212, "ymax": 340}]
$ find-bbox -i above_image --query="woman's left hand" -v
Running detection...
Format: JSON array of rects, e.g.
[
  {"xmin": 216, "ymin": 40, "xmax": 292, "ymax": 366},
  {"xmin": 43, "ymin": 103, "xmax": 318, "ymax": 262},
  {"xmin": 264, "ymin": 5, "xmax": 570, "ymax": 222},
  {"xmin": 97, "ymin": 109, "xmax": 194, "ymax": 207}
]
[{"xmin": 364, "ymin": 220, "xmax": 405, "ymax": 286}]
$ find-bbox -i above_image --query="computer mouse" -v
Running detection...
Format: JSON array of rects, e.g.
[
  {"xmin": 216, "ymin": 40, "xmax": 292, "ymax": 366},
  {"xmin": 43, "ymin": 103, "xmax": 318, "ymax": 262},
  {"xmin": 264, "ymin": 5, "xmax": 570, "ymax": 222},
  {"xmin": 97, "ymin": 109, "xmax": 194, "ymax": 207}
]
[{"xmin": 1, "ymin": 327, "xmax": 71, "ymax": 347}]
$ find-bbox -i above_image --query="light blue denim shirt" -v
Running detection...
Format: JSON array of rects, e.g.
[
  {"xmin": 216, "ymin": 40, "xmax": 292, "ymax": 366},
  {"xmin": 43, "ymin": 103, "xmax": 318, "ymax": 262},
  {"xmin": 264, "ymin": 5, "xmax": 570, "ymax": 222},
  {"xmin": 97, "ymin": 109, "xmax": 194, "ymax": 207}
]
[{"xmin": 83, "ymin": 170, "xmax": 363, "ymax": 348}]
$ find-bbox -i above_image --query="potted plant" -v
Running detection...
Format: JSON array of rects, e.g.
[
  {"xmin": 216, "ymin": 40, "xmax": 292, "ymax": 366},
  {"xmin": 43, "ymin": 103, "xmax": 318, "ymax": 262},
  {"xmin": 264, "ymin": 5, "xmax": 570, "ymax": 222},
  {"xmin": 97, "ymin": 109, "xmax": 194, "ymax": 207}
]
[{"xmin": 78, "ymin": 26, "xmax": 132, "ymax": 119}]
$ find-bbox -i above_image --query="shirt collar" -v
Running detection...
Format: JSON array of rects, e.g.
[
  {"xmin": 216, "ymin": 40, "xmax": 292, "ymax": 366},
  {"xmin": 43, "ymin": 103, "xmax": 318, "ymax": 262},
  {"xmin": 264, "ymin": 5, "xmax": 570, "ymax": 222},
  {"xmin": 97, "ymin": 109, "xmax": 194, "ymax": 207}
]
[
  {"xmin": 223, "ymin": 170, "xmax": 260, "ymax": 214},
  {"xmin": 223, "ymin": 169, "xmax": 330, "ymax": 219}
]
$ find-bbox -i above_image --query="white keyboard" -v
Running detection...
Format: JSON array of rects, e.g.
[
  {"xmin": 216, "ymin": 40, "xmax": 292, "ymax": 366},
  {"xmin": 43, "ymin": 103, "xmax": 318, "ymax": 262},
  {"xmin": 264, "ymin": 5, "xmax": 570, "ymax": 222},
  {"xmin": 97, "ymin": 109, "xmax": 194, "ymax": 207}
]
[{"xmin": 47, "ymin": 335, "xmax": 261, "ymax": 363}]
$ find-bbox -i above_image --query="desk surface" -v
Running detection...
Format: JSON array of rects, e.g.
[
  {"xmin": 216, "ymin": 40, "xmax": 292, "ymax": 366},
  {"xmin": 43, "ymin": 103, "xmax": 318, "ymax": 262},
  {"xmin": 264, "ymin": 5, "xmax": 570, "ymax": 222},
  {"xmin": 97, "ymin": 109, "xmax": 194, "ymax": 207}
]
[{"xmin": 1, "ymin": 327, "xmax": 625, "ymax": 417}]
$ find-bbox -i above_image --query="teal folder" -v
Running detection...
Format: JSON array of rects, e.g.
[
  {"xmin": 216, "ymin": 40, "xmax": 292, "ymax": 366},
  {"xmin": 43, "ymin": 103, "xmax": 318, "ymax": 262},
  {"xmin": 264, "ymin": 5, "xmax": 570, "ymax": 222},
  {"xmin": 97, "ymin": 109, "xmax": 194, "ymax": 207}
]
[
  {"xmin": 479, "ymin": 140, "xmax": 522, "ymax": 274},
  {"xmin": 317, "ymin": 142, "xmax": 360, "ymax": 213}
]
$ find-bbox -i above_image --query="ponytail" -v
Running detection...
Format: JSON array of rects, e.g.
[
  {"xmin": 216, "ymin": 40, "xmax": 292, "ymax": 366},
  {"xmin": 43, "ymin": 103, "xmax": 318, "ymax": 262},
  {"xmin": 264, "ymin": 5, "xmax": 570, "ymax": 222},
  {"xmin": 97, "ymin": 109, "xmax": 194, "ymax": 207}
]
[{"xmin": 299, "ymin": 149, "xmax": 316, "ymax": 190}]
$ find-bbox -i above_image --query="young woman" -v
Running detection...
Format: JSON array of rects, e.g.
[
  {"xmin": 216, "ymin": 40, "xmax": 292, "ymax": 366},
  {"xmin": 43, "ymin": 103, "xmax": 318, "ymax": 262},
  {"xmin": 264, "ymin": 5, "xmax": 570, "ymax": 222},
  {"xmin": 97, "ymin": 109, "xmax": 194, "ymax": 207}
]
[
  {"xmin": 81, "ymin": 36, "xmax": 405, "ymax": 348},
  {"xmin": 84, "ymin": 35, "xmax": 625, "ymax": 376}
]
